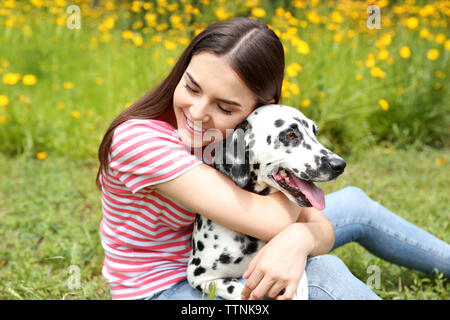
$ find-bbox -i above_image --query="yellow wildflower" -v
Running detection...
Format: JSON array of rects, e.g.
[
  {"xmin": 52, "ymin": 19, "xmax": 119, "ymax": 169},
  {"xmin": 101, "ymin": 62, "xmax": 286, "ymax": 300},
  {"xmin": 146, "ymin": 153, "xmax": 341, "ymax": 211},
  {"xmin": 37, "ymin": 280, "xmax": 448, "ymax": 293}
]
[
  {"xmin": 286, "ymin": 63, "xmax": 302, "ymax": 77},
  {"xmin": 164, "ymin": 40, "xmax": 177, "ymax": 50},
  {"xmin": 36, "ymin": 152, "xmax": 48, "ymax": 160},
  {"xmin": 102, "ymin": 16, "xmax": 115, "ymax": 30},
  {"xmin": 419, "ymin": 4, "xmax": 435, "ymax": 17},
  {"xmin": 275, "ymin": 8, "xmax": 285, "ymax": 17},
  {"xmin": 289, "ymin": 83, "xmax": 300, "ymax": 95},
  {"xmin": 3, "ymin": 73, "xmax": 21, "ymax": 85},
  {"xmin": 57, "ymin": 102, "xmax": 65, "ymax": 110},
  {"xmin": 281, "ymin": 80, "xmax": 291, "ymax": 98},
  {"xmin": 295, "ymin": 39, "xmax": 310, "ymax": 55},
  {"xmin": 399, "ymin": 46, "xmax": 411, "ymax": 59},
  {"xmin": 378, "ymin": 99, "xmax": 389, "ymax": 111},
  {"xmin": 214, "ymin": 7, "xmax": 230, "ymax": 20},
  {"xmin": 71, "ymin": 110, "xmax": 80, "ymax": 119},
  {"xmin": 0, "ymin": 116, "xmax": 7, "ymax": 124},
  {"xmin": 152, "ymin": 35, "xmax": 162, "ymax": 43},
  {"xmin": 63, "ymin": 82, "xmax": 74, "ymax": 89},
  {"xmin": 177, "ymin": 37, "xmax": 189, "ymax": 46},
  {"xmin": 132, "ymin": 33, "xmax": 143, "ymax": 46},
  {"xmin": 331, "ymin": 11, "xmax": 343, "ymax": 24},
  {"xmin": 122, "ymin": 30, "xmax": 133, "ymax": 40},
  {"xmin": 355, "ymin": 74, "xmax": 363, "ymax": 81},
  {"xmin": 167, "ymin": 3, "xmax": 179, "ymax": 12},
  {"xmin": 251, "ymin": 8, "xmax": 266, "ymax": 18},
  {"xmin": 445, "ymin": 40, "xmax": 450, "ymax": 51},
  {"xmin": 419, "ymin": 28, "xmax": 430, "ymax": 39},
  {"xmin": 184, "ymin": 4, "xmax": 194, "ymax": 14},
  {"xmin": 371, "ymin": 66, "xmax": 386, "ymax": 78},
  {"xmin": 307, "ymin": 11, "xmax": 320, "ymax": 24},
  {"xmin": 405, "ymin": 17, "xmax": 419, "ymax": 30},
  {"xmin": 333, "ymin": 33, "xmax": 342, "ymax": 43},
  {"xmin": 435, "ymin": 34, "xmax": 446, "ymax": 44},
  {"xmin": 300, "ymin": 99, "xmax": 310, "ymax": 108},
  {"xmin": 380, "ymin": 33, "xmax": 392, "ymax": 46},
  {"xmin": 156, "ymin": 23, "xmax": 169, "ymax": 31},
  {"xmin": 365, "ymin": 54, "xmax": 376, "ymax": 67},
  {"xmin": 30, "ymin": 0, "xmax": 43, "ymax": 8},
  {"xmin": 435, "ymin": 157, "xmax": 447, "ymax": 165},
  {"xmin": 145, "ymin": 13, "xmax": 157, "ymax": 27},
  {"xmin": 426, "ymin": 49, "xmax": 439, "ymax": 60},
  {"xmin": 22, "ymin": 74, "xmax": 37, "ymax": 85},
  {"xmin": 377, "ymin": 49, "xmax": 389, "ymax": 60},
  {"xmin": 170, "ymin": 15, "xmax": 182, "ymax": 27},
  {"xmin": 0, "ymin": 95, "xmax": 9, "ymax": 107},
  {"xmin": 435, "ymin": 70, "xmax": 445, "ymax": 79},
  {"xmin": 131, "ymin": 1, "xmax": 142, "ymax": 13}
]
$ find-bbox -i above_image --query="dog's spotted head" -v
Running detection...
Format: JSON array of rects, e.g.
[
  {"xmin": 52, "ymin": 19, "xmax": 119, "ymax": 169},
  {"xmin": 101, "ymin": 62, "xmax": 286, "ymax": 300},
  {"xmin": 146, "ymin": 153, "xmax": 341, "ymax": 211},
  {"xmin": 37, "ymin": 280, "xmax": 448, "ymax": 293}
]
[{"xmin": 213, "ymin": 104, "xmax": 346, "ymax": 210}]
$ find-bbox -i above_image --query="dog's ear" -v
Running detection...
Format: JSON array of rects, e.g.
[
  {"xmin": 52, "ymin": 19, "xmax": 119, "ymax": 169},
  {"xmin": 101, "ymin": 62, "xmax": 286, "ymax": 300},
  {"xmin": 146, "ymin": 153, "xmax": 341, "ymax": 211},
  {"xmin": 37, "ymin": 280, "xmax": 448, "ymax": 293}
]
[{"xmin": 213, "ymin": 120, "xmax": 252, "ymax": 188}]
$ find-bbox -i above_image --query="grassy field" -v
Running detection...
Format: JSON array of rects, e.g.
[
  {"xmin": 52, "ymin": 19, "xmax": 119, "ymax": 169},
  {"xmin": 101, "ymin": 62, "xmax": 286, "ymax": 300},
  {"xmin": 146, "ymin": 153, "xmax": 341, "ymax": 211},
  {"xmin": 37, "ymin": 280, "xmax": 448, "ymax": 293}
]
[
  {"xmin": 0, "ymin": 0, "xmax": 449, "ymax": 300},
  {"xmin": 0, "ymin": 145, "xmax": 448, "ymax": 300}
]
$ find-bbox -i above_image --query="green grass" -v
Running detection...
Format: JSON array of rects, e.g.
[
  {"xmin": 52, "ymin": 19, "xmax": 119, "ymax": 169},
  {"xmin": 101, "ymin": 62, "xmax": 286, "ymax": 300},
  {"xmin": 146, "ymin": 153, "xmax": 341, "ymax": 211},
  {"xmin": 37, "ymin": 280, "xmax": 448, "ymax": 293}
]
[{"xmin": 0, "ymin": 145, "xmax": 448, "ymax": 300}]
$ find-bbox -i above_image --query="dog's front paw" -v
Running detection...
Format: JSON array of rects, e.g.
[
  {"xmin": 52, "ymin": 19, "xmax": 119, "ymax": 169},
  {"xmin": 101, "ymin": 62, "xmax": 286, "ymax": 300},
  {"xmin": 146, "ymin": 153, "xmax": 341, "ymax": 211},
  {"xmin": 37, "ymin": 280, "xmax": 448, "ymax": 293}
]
[{"xmin": 204, "ymin": 278, "xmax": 244, "ymax": 300}]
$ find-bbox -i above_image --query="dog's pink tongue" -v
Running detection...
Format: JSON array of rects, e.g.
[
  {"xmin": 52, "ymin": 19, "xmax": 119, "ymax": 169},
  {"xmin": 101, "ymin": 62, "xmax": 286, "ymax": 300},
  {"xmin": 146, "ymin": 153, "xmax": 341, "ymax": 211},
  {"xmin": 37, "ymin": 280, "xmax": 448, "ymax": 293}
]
[{"xmin": 290, "ymin": 174, "xmax": 325, "ymax": 210}]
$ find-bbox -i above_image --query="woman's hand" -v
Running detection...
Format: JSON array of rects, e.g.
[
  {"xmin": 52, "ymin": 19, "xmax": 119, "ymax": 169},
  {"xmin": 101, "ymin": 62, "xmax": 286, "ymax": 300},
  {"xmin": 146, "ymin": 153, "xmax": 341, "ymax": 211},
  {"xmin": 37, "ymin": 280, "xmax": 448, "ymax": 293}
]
[{"xmin": 240, "ymin": 223, "xmax": 314, "ymax": 300}]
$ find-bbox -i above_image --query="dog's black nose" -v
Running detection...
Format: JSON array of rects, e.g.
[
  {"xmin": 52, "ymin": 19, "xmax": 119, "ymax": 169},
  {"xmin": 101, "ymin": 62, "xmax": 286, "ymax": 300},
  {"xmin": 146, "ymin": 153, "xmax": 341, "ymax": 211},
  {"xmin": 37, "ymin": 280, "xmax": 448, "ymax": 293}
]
[{"xmin": 329, "ymin": 158, "xmax": 346, "ymax": 173}]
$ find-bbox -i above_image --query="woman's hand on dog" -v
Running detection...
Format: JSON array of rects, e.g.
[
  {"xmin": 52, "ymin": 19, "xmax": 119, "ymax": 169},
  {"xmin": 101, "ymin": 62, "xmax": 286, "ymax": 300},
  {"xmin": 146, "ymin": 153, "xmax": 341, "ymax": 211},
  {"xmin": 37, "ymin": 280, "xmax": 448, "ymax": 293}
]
[{"xmin": 241, "ymin": 223, "xmax": 314, "ymax": 300}]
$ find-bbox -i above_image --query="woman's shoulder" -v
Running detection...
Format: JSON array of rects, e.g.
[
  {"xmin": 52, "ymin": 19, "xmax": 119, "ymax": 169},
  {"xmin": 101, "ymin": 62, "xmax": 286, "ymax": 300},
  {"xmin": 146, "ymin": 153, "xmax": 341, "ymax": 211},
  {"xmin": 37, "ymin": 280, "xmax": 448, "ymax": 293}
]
[
  {"xmin": 116, "ymin": 118, "xmax": 175, "ymax": 135},
  {"xmin": 110, "ymin": 118, "xmax": 181, "ymax": 154}
]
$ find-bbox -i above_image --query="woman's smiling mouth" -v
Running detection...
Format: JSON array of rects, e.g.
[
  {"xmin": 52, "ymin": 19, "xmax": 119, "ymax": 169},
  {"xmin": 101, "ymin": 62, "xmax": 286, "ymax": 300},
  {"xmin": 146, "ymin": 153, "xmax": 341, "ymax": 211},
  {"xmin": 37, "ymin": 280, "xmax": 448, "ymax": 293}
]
[{"xmin": 183, "ymin": 112, "xmax": 207, "ymax": 135}]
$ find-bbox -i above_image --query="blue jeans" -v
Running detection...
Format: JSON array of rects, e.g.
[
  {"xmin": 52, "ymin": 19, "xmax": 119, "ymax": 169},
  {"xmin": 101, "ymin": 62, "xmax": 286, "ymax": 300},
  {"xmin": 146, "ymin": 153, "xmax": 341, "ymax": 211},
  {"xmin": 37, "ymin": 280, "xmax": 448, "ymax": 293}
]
[{"xmin": 144, "ymin": 186, "xmax": 450, "ymax": 300}]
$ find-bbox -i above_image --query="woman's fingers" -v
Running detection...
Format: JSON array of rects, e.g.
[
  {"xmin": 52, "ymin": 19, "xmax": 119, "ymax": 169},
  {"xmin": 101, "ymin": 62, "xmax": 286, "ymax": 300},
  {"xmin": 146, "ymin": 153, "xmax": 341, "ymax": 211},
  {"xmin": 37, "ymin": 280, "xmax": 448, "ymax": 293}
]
[
  {"xmin": 243, "ymin": 246, "xmax": 264, "ymax": 279},
  {"xmin": 275, "ymin": 284, "xmax": 297, "ymax": 300},
  {"xmin": 266, "ymin": 280, "xmax": 288, "ymax": 299},
  {"xmin": 241, "ymin": 268, "xmax": 263, "ymax": 299},
  {"xmin": 247, "ymin": 276, "xmax": 276, "ymax": 300}
]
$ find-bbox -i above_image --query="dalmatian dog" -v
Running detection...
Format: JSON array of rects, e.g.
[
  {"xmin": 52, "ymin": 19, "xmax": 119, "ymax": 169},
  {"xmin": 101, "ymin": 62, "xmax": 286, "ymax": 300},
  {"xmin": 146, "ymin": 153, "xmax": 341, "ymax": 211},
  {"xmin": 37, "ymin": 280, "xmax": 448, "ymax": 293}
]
[{"xmin": 187, "ymin": 104, "xmax": 346, "ymax": 300}]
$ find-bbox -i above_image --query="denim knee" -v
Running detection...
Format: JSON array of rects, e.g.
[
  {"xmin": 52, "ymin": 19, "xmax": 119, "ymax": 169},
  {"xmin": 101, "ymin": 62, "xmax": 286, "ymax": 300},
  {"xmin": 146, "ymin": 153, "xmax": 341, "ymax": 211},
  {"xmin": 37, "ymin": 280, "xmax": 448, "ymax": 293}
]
[
  {"xmin": 338, "ymin": 186, "xmax": 379, "ymax": 218},
  {"xmin": 306, "ymin": 254, "xmax": 381, "ymax": 300},
  {"xmin": 341, "ymin": 186, "xmax": 371, "ymax": 202}
]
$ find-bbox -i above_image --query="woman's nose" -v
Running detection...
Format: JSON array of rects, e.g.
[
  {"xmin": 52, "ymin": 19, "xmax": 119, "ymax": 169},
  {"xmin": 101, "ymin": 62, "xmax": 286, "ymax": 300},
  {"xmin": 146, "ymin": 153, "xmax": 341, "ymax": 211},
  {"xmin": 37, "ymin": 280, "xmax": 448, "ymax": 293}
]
[{"xmin": 189, "ymin": 103, "xmax": 210, "ymax": 123}]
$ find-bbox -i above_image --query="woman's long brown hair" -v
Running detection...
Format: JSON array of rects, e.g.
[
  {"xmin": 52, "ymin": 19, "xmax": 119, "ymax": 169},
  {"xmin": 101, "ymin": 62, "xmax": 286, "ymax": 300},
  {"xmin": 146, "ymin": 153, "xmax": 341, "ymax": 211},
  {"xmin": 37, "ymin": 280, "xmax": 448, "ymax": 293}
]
[{"xmin": 96, "ymin": 17, "xmax": 285, "ymax": 189}]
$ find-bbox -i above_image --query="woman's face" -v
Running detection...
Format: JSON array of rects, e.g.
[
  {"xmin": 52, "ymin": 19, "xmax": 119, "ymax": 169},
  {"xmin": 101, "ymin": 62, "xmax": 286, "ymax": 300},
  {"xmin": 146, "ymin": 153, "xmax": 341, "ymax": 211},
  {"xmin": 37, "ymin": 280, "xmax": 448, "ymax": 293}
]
[{"xmin": 173, "ymin": 51, "xmax": 260, "ymax": 148}]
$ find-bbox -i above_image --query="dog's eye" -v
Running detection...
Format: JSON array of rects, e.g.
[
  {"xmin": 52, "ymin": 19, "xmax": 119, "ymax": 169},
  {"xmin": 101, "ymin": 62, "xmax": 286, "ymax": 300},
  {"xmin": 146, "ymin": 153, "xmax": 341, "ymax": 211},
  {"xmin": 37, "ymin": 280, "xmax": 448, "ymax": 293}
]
[{"xmin": 286, "ymin": 132, "xmax": 297, "ymax": 140}]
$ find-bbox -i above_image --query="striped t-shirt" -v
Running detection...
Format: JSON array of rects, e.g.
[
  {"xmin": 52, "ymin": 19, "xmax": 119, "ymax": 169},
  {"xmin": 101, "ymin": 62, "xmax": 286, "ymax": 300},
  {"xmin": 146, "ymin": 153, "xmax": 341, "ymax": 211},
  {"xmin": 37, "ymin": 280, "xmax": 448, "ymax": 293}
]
[{"xmin": 99, "ymin": 118, "xmax": 204, "ymax": 300}]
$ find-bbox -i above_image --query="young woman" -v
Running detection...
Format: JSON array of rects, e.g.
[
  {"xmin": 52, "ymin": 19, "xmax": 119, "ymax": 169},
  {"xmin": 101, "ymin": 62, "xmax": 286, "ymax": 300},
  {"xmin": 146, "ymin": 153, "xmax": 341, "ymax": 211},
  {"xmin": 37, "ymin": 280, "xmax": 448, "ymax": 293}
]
[{"xmin": 97, "ymin": 17, "xmax": 449, "ymax": 300}]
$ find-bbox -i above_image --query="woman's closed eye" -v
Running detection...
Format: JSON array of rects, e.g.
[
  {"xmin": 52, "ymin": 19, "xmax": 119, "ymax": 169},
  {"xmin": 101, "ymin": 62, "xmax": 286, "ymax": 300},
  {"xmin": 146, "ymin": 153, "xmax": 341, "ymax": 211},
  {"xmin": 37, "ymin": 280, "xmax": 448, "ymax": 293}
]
[
  {"xmin": 184, "ymin": 83, "xmax": 233, "ymax": 115},
  {"xmin": 184, "ymin": 83, "xmax": 199, "ymax": 94}
]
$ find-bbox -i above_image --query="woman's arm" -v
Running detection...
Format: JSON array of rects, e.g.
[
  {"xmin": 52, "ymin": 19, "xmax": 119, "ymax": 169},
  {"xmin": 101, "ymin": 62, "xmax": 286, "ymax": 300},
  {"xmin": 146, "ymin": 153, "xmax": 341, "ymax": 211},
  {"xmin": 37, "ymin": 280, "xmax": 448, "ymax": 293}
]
[
  {"xmin": 297, "ymin": 206, "xmax": 335, "ymax": 257},
  {"xmin": 156, "ymin": 163, "xmax": 301, "ymax": 241},
  {"xmin": 240, "ymin": 207, "xmax": 335, "ymax": 300}
]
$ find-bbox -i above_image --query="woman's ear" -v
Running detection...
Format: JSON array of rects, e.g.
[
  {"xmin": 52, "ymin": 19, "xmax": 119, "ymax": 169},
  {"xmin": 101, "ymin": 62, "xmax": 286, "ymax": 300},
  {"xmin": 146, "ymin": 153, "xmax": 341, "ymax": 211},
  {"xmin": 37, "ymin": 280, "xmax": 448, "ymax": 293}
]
[{"xmin": 268, "ymin": 98, "xmax": 275, "ymax": 104}]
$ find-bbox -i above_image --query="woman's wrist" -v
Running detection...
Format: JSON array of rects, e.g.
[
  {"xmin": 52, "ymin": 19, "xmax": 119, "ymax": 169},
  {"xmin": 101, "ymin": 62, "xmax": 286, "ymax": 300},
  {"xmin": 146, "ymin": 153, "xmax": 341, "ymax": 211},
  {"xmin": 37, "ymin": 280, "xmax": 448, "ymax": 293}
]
[{"xmin": 288, "ymin": 223, "xmax": 316, "ymax": 256}]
